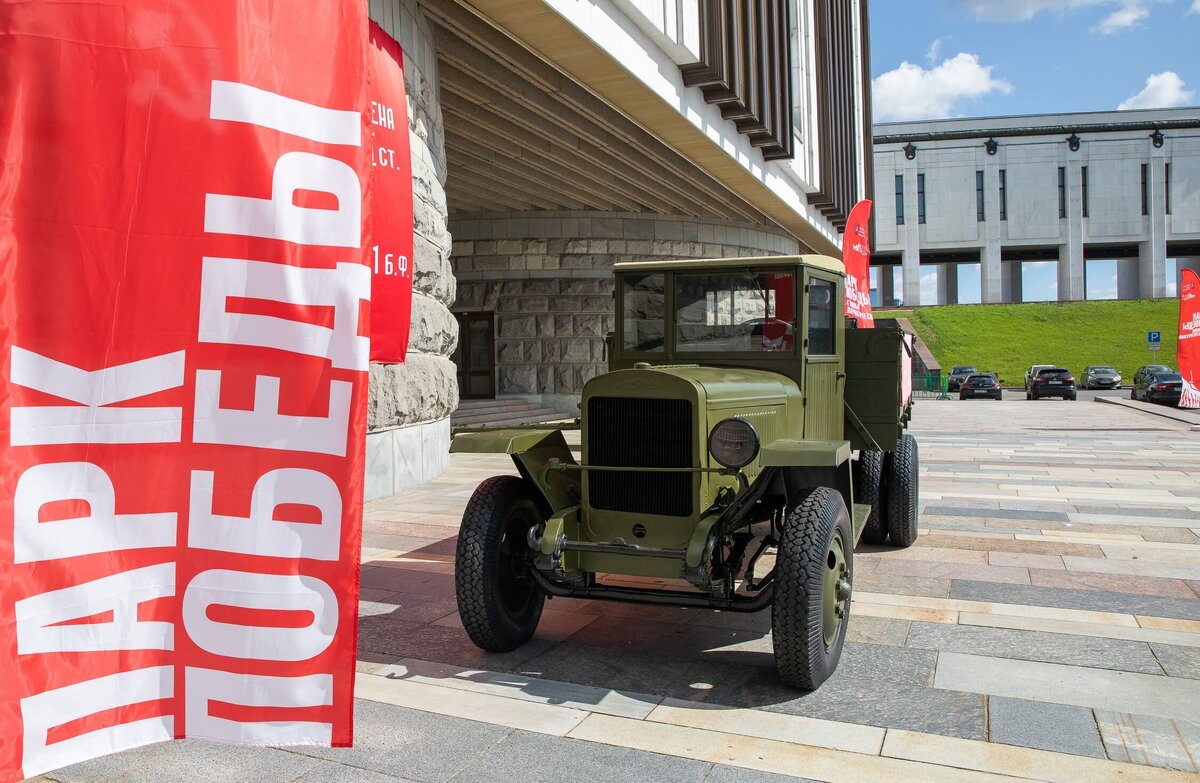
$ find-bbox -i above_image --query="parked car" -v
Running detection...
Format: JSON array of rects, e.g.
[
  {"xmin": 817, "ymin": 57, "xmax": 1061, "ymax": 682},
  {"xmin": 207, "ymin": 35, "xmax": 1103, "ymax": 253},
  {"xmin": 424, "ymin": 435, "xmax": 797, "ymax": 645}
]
[
  {"xmin": 1133, "ymin": 370, "xmax": 1183, "ymax": 405},
  {"xmin": 1082, "ymin": 365, "xmax": 1122, "ymax": 390},
  {"xmin": 1132, "ymin": 364, "xmax": 1172, "ymax": 395},
  {"xmin": 960, "ymin": 373, "xmax": 1002, "ymax": 400},
  {"xmin": 947, "ymin": 365, "xmax": 978, "ymax": 392},
  {"xmin": 1024, "ymin": 364, "xmax": 1055, "ymax": 391},
  {"xmin": 1027, "ymin": 367, "xmax": 1077, "ymax": 400}
]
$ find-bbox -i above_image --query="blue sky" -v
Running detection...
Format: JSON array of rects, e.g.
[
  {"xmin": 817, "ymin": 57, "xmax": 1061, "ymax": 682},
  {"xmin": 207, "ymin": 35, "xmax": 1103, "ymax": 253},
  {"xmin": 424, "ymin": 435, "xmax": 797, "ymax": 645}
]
[{"xmin": 869, "ymin": 0, "xmax": 1197, "ymax": 304}]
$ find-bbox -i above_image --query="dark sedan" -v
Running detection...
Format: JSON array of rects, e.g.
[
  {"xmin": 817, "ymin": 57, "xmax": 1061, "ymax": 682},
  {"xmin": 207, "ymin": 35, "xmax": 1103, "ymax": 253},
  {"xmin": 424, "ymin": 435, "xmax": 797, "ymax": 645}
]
[
  {"xmin": 947, "ymin": 365, "xmax": 978, "ymax": 392},
  {"xmin": 1028, "ymin": 368, "xmax": 1077, "ymax": 400},
  {"xmin": 1134, "ymin": 371, "xmax": 1183, "ymax": 406},
  {"xmin": 960, "ymin": 373, "xmax": 1002, "ymax": 400}
]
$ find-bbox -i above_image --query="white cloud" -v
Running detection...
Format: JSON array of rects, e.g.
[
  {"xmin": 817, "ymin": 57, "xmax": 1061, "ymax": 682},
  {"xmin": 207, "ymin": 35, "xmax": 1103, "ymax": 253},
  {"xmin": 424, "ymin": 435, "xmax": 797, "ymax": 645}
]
[
  {"xmin": 953, "ymin": 0, "xmax": 1159, "ymax": 31},
  {"xmin": 1190, "ymin": 0, "xmax": 1200, "ymax": 14},
  {"xmin": 926, "ymin": 36, "xmax": 951, "ymax": 64},
  {"xmin": 953, "ymin": 0, "xmax": 1106, "ymax": 22},
  {"xmin": 873, "ymin": 53, "xmax": 1013, "ymax": 122},
  {"xmin": 1094, "ymin": 1, "xmax": 1151, "ymax": 33},
  {"xmin": 920, "ymin": 271, "xmax": 938, "ymax": 306},
  {"xmin": 1118, "ymin": 71, "xmax": 1195, "ymax": 110}
]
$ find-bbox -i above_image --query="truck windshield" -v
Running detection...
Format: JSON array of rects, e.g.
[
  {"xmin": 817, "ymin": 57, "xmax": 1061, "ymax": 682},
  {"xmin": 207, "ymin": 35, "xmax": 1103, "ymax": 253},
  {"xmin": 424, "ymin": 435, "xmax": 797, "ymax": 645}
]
[{"xmin": 674, "ymin": 271, "xmax": 796, "ymax": 353}]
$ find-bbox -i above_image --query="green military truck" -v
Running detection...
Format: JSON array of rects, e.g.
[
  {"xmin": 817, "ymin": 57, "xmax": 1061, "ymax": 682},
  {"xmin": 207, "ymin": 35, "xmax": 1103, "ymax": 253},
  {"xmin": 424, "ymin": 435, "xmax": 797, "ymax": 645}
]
[{"xmin": 450, "ymin": 255, "xmax": 917, "ymax": 689}]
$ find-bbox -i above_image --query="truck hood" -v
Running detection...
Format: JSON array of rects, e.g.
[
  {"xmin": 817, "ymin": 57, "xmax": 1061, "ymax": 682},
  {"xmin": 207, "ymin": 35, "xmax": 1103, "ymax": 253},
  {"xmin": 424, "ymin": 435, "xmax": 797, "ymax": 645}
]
[{"xmin": 584, "ymin": 365, "xmax": 796, "ymax": 409}]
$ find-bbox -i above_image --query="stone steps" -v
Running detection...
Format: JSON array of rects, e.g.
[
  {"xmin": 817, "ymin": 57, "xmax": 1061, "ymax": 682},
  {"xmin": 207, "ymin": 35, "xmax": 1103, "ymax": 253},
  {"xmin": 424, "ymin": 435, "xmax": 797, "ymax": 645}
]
[{"xmin": 452, "ymin": 398, "xmax": 569, "ymax": 427}]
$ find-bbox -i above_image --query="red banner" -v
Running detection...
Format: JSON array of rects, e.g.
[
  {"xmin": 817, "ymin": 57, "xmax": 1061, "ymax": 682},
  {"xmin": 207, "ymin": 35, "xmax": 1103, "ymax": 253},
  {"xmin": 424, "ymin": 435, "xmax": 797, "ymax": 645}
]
[
  {"xmin": 1180, "ymin": 269, "xmax": 1200, "ymax": 409},
  {"xmin": 843, "ymin": 200, "xmax": 875, "ymax": 328},
  {"xmin": 367, "ymin": 21, "xmax": 415, "ymax": 363},
  {"xmin": 0, "ymin": 3, "xmax": 370, "ymax": 780}
]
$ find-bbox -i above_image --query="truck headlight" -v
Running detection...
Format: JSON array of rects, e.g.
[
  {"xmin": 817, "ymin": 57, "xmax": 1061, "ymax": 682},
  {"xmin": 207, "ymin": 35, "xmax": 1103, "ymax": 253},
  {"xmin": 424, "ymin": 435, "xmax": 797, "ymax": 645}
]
[{"xmin": 709, "ymin": 418, "xmax": 760, "ymax": 469}]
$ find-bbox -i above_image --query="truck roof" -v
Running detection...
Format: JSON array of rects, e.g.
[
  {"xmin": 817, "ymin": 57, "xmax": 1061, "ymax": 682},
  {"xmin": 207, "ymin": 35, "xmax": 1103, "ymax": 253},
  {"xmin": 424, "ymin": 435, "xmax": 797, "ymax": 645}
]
[{"xmin": 613, "ymin": 254, "xmax": 846, "ymax": 276}]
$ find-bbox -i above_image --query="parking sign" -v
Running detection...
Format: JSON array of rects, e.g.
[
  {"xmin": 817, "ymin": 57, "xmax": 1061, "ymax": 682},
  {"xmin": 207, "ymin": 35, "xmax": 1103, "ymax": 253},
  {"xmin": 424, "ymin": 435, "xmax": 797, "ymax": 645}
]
[{"xmin": 1148, "ymin": 331, "xmax": 1162, "ymax": 344}]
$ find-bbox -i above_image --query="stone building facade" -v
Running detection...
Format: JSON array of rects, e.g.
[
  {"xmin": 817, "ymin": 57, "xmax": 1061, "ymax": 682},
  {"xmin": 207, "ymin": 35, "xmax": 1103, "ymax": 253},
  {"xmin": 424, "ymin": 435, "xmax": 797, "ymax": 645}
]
[
  {"xmin": 451, "ymin": 213, "xmax": 800, "ymax": 413},
  {"xmin": 364, "ymin": 0, "xmax": 874, "ymax": 497},
  {"xmin": 873, "ymin": 109, "xmax": 1200, "ymax": 305}
]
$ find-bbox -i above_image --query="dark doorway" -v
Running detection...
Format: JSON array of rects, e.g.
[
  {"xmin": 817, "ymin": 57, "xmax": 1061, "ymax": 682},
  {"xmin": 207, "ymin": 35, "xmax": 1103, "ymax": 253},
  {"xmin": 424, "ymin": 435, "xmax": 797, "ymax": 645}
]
[{"xmin": 453, "ymin": 312, "xmax": 495, "ymax": 399}]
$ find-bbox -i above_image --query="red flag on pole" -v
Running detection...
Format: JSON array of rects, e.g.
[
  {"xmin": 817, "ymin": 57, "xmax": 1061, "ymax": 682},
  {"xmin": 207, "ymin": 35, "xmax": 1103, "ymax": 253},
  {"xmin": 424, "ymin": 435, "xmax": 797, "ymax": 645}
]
[
  {"xmin": 843, "ymin": 201, "xmax": 875, "ymax": 328},
  {"xmin": 1179, "ymin": 269, "xmax": 1200, "ymax": 409},
  {"xmin": 367, "ymin": 21, "xmax": 416, "ymax": 363},
  {"xmin": 0, "ymin": 3, "xmax": 370, "ymax": 779}
]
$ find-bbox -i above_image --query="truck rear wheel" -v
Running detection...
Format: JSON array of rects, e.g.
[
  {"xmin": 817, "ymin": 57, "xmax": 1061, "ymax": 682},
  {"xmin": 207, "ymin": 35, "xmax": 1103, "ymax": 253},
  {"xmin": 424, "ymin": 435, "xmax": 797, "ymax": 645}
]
[
  {"xmin": 854, "ymin": 451, "xmax": 887, "ymax": 545},
  {"xmin": 455, "ymin": 476, "xmax": 545, "ymax": 652},
  {"xmin": 773, "ymin": 487, "xmax": 853, "ymax": 690},
  {"xmin": 885, "ymin": 434, "xmax": 919, "ymax": 548}
]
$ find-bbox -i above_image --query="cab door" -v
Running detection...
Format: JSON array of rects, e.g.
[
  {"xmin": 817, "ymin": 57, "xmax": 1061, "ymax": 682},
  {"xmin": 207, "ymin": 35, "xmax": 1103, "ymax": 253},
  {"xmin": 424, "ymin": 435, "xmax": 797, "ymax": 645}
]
[{"xmin": 802, "ymin": 271, "xmax": 845, "ymax": 440}]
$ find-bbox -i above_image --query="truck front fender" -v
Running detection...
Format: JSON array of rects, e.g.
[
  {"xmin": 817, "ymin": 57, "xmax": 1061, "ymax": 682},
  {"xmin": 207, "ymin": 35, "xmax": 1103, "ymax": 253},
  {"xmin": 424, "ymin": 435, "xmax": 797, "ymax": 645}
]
[
  {"xmin": 759, "ymin": 439, "xmax": 851, "ymax": 467},
  {"xmin": 451, "ymin": 428, "xmax": 581, "ymax": 514}
]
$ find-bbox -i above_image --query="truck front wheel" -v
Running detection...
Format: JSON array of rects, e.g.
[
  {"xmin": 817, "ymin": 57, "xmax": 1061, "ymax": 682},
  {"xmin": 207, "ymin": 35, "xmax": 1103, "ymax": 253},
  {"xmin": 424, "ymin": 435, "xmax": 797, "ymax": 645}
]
[
  {"xmin": 885, "ymin": 434, "xmax": 919, "ymax": 548},
  {"xmin": 773, "ymin": 487, "xmax": 853, "ymax": 690},
  {"xmin": 455, "ymin": 476, "xmax": 546, "ymax": 652}
]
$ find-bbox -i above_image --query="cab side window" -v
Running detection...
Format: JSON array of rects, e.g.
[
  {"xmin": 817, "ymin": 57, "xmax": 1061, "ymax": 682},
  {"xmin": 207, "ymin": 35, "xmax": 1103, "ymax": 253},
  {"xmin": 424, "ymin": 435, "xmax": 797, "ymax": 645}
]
[{"xmin": 808, "ymin": 279, "xmax": 835, "ymax": 355}]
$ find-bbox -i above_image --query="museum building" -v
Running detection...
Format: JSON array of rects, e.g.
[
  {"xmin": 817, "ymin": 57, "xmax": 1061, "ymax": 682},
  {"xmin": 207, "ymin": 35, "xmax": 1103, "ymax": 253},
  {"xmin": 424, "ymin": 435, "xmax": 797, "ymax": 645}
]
[
  {"xmin": 872, "ymin": 108, "xmax": 1200, "ymax": 306},
  {"xmin": 365, "ymin": 0, "xmax": 875, "ymax": 499}
]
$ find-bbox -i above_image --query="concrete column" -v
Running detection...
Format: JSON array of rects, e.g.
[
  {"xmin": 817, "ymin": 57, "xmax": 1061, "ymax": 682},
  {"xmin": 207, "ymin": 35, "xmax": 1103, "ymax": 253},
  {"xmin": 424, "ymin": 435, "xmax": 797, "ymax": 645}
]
[
  {"xmin": 1116, "ymin": 258, "xmax": 1141, "ymax": 299},
  {"xmin": 1060, "ymin": 157, "xmax": 1085, "ymax": 301},
  {"xmin": 980, "ymin": 163, "xmax": 1004, "ymax": 303},
  {"xmin": 1179, "ymin": 257, "xmax": 1200, "ymax": 281},
  {"xmin": 981, "ymin": 241, "xmax": 1003, "ymax": 303},
  {"xmin": 902, "ymin": 247, "xmax": 921, "ymax": 306},
  {"xmin": 879, "ymin": 265, "xmax": 896, "ymax": 307},
  {"xmin": 1141, "ymin": 153, "xmax": 1168, "ymax": 298},
  {"xmin": 1007, "ymin": 261, "xmax": 1024, "ymax": 304},
  {"xmin": 937, "ymin": 263, "xmax": 959, "ymax": 305}
]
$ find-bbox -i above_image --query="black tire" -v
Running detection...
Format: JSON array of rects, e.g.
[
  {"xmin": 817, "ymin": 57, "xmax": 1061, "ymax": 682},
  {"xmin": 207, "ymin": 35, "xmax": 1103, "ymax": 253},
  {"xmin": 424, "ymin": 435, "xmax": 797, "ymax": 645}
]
[
  {"xmin": 455, "ymin": 476, "xmax": 545, "ymax": 652},
  {"xmin": 854, "ymin": 451, "xmax": 886, "ymax": 545},
  {"xmin": 1025, "ymin": 390, "xmax": 1031, "ymax": 400},
  {"xmin": 1130, "ymin": 388, "xmax": 1137, "ymax": 400},
  {"xmin": 885, "ymin": 434, "xmax": 919, "ymax": 548},
  {"xmin": 773, "ymin": 487, "xmax": 853, "ymax": 690}
]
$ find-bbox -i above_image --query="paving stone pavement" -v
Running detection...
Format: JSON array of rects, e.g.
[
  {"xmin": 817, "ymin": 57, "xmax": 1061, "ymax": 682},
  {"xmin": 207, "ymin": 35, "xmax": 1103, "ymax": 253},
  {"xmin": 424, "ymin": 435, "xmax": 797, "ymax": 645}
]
[{"xmin": 33, "ymin": 398, "xmax": 1200, "ymax": 782}]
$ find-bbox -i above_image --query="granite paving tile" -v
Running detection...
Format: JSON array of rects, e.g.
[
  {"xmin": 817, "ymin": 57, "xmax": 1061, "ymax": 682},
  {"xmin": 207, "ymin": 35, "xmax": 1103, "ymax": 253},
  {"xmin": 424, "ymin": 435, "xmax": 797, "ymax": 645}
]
[
  {"xmin": 1072, "ymin": 505, "xmax": 1200, "ymax": 520},
  {"xmin": 844, "ymin": 615, "xmax": 912, "ymax": 646},
  {"xmin": 987, "ymin": 696, "xmax": 1105, "ymax": 758},
  {"xmin": 450, "ymin": 729, "xmax": 714, "ymax": 783},
  {"xmin": 1095, "ymin": 711, "xmax": 1200, "ymax": 773},
  {"xmin": 51, "ymin": 740, "xmax": 323, "ymax": 783},
  {"xmin": 922, "ymin": 505, "xmax": 1071, "ymax": 522},
  {"xmin": 949, "ymin": 580, "xmax": 1200, "ymax": 621},
  {"xmin": 851, "ymin": 572, "xmax": 952, "ymax": 598},
  {"xmin": 357, "ymin": 615, "xmax": 557, "ymax": 670},
  {"xmin": 913, "ymin": 534, "xmax": 1103, "ymax": 557},
  {"xmin": 292, "ymin": 762, "xmax": 421, "ymax": 783},
  {"xmin": 659, "ymin": 658, "xmax": 986, "ymax": 740},
  {"xmin": 874, "ymin": 559, "xmax": 1031, "ymax": 585},
  {"xmin": 1028, "ymin": 568, "xmax": 1198, "ymax": 598},
  {"xmin": 1189, "ymin": 580, "xmax": 1200, "ymax": 598},
  {"xmin": 905, "ymin": 622, "xmax": 1164, "ymax": 674},
  {"xmin": 1149, "ymin": 644, "xmax": 1200, "ymax": 680},
  {"xmin": 292, "ymin": 699, "xmax": 512, "ymax": 783},
  {"xmin": 704, "ymin": 765, "xmax": 821, "ymax": 783}
]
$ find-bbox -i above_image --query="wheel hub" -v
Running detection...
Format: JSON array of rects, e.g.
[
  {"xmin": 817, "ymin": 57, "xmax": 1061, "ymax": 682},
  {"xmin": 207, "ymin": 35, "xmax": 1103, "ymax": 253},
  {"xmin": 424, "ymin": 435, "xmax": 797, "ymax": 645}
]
[{"xmin": 822, "ymin": 531, "xmax": 850, "ymax": 649}]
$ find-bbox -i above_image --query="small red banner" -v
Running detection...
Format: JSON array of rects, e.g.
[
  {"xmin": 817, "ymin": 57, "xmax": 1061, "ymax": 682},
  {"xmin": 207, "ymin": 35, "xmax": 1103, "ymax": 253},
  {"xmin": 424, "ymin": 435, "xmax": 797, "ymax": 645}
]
[
  {"xmin": 367, "ymin": 21, "xmax": 416, "ymax": 363},
  {"xmin": 1179, "ymin": 269, "xmax": 1200, "ymax": 409},
  {"xmin": 0, "ymin": 2, "xmax": 371, "ymax": 779},
  {"xmin": 843, "ymin": 201, "xmax": 875, "ymax": 328}
]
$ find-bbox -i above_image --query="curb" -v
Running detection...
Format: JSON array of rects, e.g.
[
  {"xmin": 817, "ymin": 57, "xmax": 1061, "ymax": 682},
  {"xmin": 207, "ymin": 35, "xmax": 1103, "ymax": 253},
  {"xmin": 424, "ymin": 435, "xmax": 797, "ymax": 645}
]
[{"xmin": 1094, "ymin": 396, "xmax": 1200, "ymax": 427}]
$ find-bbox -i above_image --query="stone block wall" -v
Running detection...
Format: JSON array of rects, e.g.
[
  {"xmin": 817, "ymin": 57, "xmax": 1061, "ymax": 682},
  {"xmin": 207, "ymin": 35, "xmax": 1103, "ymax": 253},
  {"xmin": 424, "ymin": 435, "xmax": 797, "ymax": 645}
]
[
  {"xmin": 451, "ymin": 212, "xmax": 799, "ymax": 407},
  {"xmin": 365, "ymin": 0, "xmax": 457, "ymax": 500}
]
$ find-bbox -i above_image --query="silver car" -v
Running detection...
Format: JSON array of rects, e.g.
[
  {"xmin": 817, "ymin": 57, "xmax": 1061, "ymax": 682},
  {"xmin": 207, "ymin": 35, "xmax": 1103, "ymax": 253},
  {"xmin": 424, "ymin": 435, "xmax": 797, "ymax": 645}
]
[{"xmin": 1082, "ymin": 365, "xmax": 1122, "ymax": 390}]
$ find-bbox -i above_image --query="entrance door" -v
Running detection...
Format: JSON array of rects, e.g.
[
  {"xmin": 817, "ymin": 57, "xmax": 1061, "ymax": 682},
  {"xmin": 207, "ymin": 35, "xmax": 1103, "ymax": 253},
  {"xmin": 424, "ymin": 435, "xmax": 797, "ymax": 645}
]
[{"xmin": 454, "ymin": 312, "xmax": 496, "ymax": 399}]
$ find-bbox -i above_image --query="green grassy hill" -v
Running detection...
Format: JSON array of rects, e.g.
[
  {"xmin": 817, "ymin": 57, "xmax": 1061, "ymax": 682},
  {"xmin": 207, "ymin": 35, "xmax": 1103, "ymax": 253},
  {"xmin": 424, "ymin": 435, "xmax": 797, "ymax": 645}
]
[{"xmin": 875, "ymin": 299, "xmax": 1181, "ymax": 387}]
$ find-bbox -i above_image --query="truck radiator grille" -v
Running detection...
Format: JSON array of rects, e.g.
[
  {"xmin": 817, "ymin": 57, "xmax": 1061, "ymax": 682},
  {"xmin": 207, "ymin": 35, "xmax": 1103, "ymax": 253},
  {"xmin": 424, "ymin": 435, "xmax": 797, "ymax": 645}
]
[{"xmin": 586, "ymin": 396, "xmax": 694, "ymax": 517}]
